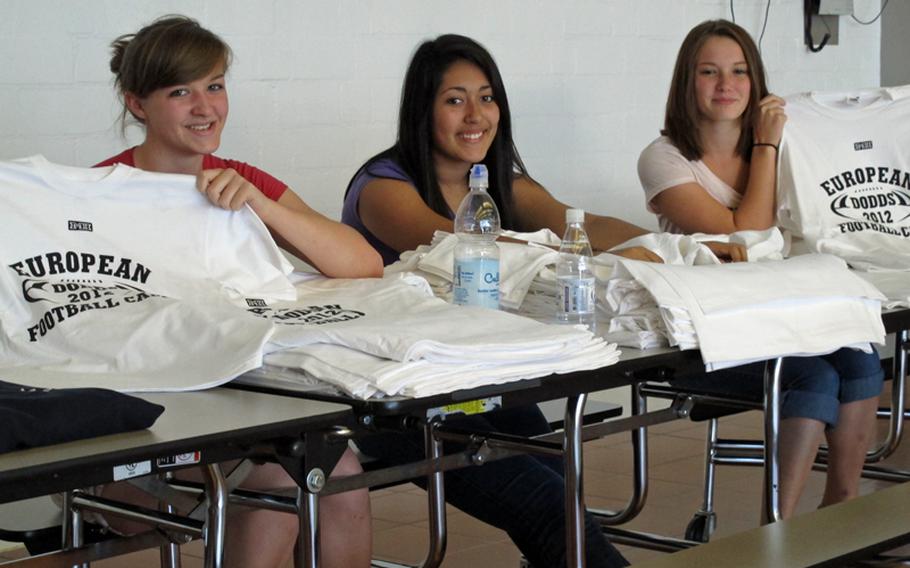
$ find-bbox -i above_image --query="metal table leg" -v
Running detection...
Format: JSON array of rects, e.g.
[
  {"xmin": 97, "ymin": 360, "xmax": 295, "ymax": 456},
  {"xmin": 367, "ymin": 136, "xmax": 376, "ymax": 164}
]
[
  {"xmin": 591, "ymin": 382, "xmax": 651, "ymax": 532},
  {"xmin": 763, "ymin": 357, "xmax": 783, "ymax": 523},
  {"xmin": 565, "ymin": 394, "xmax": 588, "ymax": 568},
  {"xmin": 62, "ymin": 490, "xmax": 89, "ymax": 568},
  {"xmin": 422, "ymin": 422, "xmax": 447, "ymax": 568},
  {"xmin": 871, "ymin": 330, "xmax": 908, "ymax": 458},
  {"xmin": 297, "ymin": 485, "xmax": 319, "ymax": 568},
  {"xmin": 361, "ymin": 422, "xmax": 448, "ymax": 568},
  {"xmin": 202, "ymin": 464, "xmax": 227, "ymax": 568},
  {"xmin": 160, "ymin": 472, "xmax": 183, "ymax": 568}
]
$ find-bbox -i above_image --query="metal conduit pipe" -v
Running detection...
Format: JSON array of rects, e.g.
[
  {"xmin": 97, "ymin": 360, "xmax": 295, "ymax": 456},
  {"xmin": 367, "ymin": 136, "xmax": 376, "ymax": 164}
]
[
  {"xmin": 592, "ymin": 390, "xmax": 698, "ymax": 532},
  {"xmin": 432, "ymin": 427, "xmax": 564, "ymax": 456},
  {"xmin": 601, "ymin": 527, "xmax": 697, "ymax": 553},
  {"xmin": 590, "ymin": 382, "xmax": 653, "ymax": 526},
  {"xmin": 70, "ymin": 494, "xmax": 204, "ymax": 538}
]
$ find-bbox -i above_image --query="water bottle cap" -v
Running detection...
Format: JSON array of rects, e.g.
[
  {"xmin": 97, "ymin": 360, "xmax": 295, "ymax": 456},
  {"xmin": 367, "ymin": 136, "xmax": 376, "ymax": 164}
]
[
  {"xmin": 469, "ymin": 164, "xmax": 489, "ymax": 189},
  {"xmin": 566, "ymin": 208, "xmax": 584, "ymax": 223}
]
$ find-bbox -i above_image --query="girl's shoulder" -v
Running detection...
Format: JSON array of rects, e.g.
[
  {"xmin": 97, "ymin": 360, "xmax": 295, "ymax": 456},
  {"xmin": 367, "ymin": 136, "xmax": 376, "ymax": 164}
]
[
  {"xmin": 363, "ymin": 157, "xmax": 413, "ymax": 184},
  {"xmin": 640, "ymin": 136, "xmax": 686, "ymax": 160}
]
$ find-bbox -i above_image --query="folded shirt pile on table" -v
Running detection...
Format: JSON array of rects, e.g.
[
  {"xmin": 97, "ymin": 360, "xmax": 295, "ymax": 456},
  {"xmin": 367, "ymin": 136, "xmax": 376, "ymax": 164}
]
[
  {"xmin": 386, "ymin": 228, "xmax": 563, "ymax": 310},
  {"xmin": 599, "ymin": 229, "xmax": 790, "ymax": 350},
  {"xmin": 607, "ymin": 251, "xmax": 886, "ymax": 370},
  {"xmin": 0, "ymin": 157, "xmax": 619, "ymax": 398},
  {"xmin": 389, "ymin": 226, "xmax": 888, "ymax": 374},
  {"xmin": 384, "ymin": 227, "xmax": 805, "ymax": 354},
  {"xmin": 2, "ymin": 157, "xmax": 895, "ymax": 399},
  {"xmin": 255, "ymin": 274, "xmax": 620, "ymax": 399}
]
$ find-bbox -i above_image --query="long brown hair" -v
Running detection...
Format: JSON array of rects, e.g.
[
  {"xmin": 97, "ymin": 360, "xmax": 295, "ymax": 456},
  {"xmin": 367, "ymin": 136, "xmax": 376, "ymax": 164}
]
[
  {"xmin": 109, "ymin": 15, "xmax": 232, "ymax": 131},
  {"xmin": 661, "ymin": 19, "xmax": 769, "ymax": 161}
]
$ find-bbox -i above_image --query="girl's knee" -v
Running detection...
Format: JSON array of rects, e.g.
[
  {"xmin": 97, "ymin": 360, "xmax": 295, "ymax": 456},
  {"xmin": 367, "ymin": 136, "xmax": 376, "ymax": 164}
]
[
  {"xmin": 331, "ymin": 447, "xmax": 363, "ymax": 477},
  {"xmin": 242, "ymin": 462, "xmax": 296, "ymax": 491}
]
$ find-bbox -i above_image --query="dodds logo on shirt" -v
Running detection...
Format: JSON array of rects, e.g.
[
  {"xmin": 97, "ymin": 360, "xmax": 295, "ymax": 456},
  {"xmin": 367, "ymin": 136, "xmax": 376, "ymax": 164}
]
[
  {"xmin": 247, "ymin": 303, "xmax": 366, "ymax": 325},
  {"xmin": 814, "ymin": 166, "xmax": 910, "ymax": 237},
  {"xmin": 6, "ymin": 251, "xmax": 160, "ymax": 342}
]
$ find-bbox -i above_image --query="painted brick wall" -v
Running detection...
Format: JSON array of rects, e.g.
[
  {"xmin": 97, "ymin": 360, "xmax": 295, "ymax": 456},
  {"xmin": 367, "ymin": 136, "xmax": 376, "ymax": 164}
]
[{"xmin": 0, "ymin": 0, "xmax": 883, "ymax": 229}]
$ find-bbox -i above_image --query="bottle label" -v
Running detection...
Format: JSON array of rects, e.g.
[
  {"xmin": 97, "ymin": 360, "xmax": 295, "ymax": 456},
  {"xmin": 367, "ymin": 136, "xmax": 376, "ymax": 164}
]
[
  {"xmin": 558, "ymin": 276, "xmax": 595, "ymax": 315},
  {"xmin": 453, "ymin": 257, "xmax": 499, "ymax": 309}
]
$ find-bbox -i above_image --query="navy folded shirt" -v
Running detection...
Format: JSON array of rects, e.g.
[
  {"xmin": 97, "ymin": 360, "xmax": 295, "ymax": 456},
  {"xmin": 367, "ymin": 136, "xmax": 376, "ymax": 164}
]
[{"xmin": 0, "ymin": 380, "xmax": 165, "ymax": 453}]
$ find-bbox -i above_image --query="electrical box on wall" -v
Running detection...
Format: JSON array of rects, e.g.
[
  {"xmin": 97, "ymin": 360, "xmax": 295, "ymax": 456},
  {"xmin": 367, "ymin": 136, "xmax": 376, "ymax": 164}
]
[
  {"xmin": 805, "ymin": 0, "xmax": 846, "ymax": 51},
  {"xmin": 818, "ymin": 0, "xmax": 854, "ymax": 15}
]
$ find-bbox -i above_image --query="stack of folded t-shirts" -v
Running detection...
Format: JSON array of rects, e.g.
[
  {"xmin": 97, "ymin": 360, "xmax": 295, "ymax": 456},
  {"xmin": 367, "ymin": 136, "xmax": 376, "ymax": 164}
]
[
  {"xmin": 384, "ymin": 228, "xmax": 733, "ymax": 326},
  {"xmin": 386, "ymin": 229, "xmax": 561, "ymax": 310},
  {"xmin": 595, "ymin": 228, "xmax": 789, "ymax": 349},
  {"xmin": 254, "ymin": 274, "xmax": 620, "ymax": 399},
  {"xmin": 594, "ymin": 233, "xmax": 712, "ymax": 349},
  {"xmin": 612, "ymin": 253, "xmax": 886, "ymax": 370},
  {"xmin": 853, "ymin": 270, "xmax": 910, "ymax": 309},
  {"xmin": 383, "ymin": 227, "xmax": 798, "ymax": 354}
]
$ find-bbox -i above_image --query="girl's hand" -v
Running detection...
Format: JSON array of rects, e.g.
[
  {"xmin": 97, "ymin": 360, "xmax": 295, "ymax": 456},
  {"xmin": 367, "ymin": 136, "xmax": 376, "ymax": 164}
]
[
  {"xmin": 197, "ymin": 168, "xmax": 267, "ymax": 211},
  {"xmin": 753, "ymin": 94, "xmax": 787, "ymax": 147},
  {"xmin": 704, "ymin": 241, "xmax": 748, "ymax": 263}
]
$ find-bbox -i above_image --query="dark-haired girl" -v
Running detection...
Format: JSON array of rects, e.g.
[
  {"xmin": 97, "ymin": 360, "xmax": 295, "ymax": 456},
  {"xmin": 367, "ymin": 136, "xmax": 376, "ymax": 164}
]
[
  {"xmin": 343, "ymin": 33, "xmax": 644, "ymax": 568},
  {"xmin": 343, "ymin": 34, "xmax": 663, "ymax": 266}
]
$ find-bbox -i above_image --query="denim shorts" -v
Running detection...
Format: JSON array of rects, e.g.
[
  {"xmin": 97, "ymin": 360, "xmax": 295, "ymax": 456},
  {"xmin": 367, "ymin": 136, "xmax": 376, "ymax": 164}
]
[{"xmin": 671, "ymin": 347, "xmax": 884, "ymax": 428}]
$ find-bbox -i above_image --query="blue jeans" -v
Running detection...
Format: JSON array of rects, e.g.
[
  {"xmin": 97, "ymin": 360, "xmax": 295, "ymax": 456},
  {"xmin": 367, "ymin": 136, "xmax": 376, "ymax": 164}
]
[
  {"xmin": 356, "ymin": 405, "xmax": 629, "ymax": 568},
  {"xmin": 672, "ymin": 347, "xmax": 884, "ymax": 428}
]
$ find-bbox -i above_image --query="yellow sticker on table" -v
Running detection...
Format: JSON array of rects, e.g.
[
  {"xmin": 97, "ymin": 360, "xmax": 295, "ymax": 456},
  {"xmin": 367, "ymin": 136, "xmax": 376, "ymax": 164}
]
[{"xmin": 427, "ymin": 397, "xmax": 502, "ymax": 419}]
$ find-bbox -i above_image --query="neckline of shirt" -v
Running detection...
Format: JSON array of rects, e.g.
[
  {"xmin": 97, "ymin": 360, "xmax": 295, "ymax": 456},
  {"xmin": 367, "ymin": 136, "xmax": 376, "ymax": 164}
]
[
  {"xmin": 20, "ymin": 154, "xmax": 136, "ymax": 197},
  {"xmin": 797, "ymin": 87, "xmax": 902, "ymax": 119}
]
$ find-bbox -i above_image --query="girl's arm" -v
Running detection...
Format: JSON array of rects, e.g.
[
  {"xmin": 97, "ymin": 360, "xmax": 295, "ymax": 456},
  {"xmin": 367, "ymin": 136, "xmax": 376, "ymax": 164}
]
[
  {"xmin": 653, "ymin": 95, "xmax": 787, "ymax": 234},
  {"xmin": 512, "ymin": 177, "xmax": 663, "ymax": 261},
  {"xmin": 197, "ymin": 168, "xmax": 383, "ymax": 278},
  {"xmin": 358, "ymin": 177, "xmax": 454, "ymax": 253}
]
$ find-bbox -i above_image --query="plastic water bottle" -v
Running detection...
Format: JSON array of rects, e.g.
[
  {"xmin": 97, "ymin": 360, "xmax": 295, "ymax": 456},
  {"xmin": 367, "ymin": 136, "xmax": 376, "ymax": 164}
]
[
  {"xmin": 452, "ymin": 164, "xmax": 500, "ymax": 309},
  {"xmin": 557, "ymin": 208, "xmax": 596, "ymax": 331}
]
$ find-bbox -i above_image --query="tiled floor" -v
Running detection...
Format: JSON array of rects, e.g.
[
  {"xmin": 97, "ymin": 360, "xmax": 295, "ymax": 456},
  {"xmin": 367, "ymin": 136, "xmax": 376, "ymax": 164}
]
[{"xmin": 2, "ymin": 386, "xmax": 906, "ymax": 567}]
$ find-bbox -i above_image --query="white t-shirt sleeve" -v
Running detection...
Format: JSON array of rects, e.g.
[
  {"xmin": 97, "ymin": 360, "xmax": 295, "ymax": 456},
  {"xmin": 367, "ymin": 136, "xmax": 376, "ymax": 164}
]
[{"xmin": 637, "ymin": 137, "xmax": 699, "ymax": 213}]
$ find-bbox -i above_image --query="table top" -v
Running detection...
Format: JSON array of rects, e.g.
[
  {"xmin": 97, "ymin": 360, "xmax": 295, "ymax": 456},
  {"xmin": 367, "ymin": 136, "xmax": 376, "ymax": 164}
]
[
  {"xmin": 0, "ymin": 388, "xmax": 351, "ymax": 503},
  {"xmin": 233, "ymin": 305, "xmax": 910, "ymax": 417}
]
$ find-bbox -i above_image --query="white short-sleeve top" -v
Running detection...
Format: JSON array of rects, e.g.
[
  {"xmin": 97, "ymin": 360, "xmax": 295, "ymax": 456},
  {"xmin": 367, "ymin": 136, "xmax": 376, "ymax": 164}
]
[{"xmin": 637, "ymin": 136, "xmax": 742, "ymax": 233}]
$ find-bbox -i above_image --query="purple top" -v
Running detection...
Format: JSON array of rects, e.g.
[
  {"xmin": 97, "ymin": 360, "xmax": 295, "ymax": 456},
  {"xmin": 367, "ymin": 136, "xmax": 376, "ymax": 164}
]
[{"xmin": 342, "ymin": 158, "xmax": 436, "ymax": 266}]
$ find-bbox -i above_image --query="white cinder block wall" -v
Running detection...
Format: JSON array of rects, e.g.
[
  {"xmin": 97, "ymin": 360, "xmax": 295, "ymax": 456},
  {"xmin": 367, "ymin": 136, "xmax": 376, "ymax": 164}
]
[{"xmin": 0, "ymin": 0, "xmax": 883, "ymax": 229}]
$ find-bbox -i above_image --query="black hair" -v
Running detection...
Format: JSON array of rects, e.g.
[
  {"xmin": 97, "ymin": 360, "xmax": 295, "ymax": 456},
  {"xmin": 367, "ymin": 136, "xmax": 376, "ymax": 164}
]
[{"xmin": 347, "ymin": 34, "xmax": 533, "ymax": 229}]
